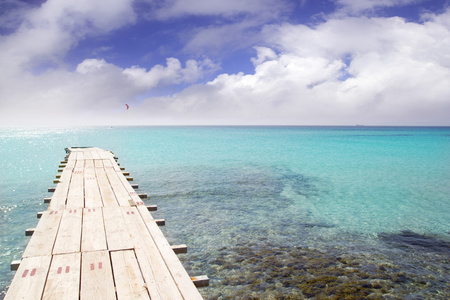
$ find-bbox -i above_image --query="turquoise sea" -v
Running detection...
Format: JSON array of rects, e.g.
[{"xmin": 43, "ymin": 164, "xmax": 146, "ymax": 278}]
[{"xmin": 1, "ymin": 126, "xmax": 449, "ymax": 299}]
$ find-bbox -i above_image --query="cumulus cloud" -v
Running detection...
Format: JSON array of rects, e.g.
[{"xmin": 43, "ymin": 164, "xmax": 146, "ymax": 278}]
[
  {"xmin": 0, "ymin": 0, "xmax": 219, "ymax": 126},
  {"xmin": 0, "ymin": 55, "xmax": 218, "ymax": 126},
  {"xmin": 123, "ymin": 57, "xmax": 218, "ymax": 88},
  {"xmin": 138, "ymin": 9, "xmax": 450, "ymax": 125},
  {"xmin": 1, "ymin": 0, "xmax": 449, "ymax": 126},
  {"xmin": 0, "ymin": 0, "xmax": 136, "ymax": 72}
]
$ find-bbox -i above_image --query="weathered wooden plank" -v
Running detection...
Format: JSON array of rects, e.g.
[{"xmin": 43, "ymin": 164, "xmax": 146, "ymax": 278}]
[
  {"xmin": 103, "ymin": 159, "xmax": 132, "ymax": 206},
  {"xmin": 49, "ymin": 154, "xmax": 76, "ymax": 210},
  {"xmin": 77, "ymin": 151, "xmax": 84, "ymax": 161},
  {"xmin": 4, "ymin": 255, "xmax": 51, "ymax": 300},
  {"xmin": 84, "ymin": 159, "xmax": 103, "ymax": 207},
  {"xmin": 94, "ymin": 160, "xmax": 119, "ymax": 207},
  {"xmin": 90, "ymin": 150, "xmax": 101, "ymax": 159},
  {"xmin": 98, "ymin": 150, "xmax": 115, "ymax": 160},
  {"xmin": 53, "ymin": 209, "xmax": 82, "ymax": 255},
  {"xmin": 81, "ymin": 208, "xmax": 107, "ymax": 252},
  {"xmin": 103, "ymin": 206, "xmax": 134, "ymax": 251},
  {"xmin": 136, "ymin": 205, "xmax": 204, "ymax": 299},
  {"xmin": 108, "ymin": 161, "xmax": 145, "ymax": 206},
  {"xmin": 83, "ymin": 150, "xmax": 93, "ymax": 160},
  {"xmin": 42, "ymin": 253, "xmax": 81, "ymax": 300},
  {"xmin": 121, "ymin": 207, "xmax": 182, "ymax": 300},
  {"xmin": 110, "ymin": 250, "xmax": 150, "ymax": 300},
  {"xmin": 80, "ymin": 251, "xmax": 116, "ymax": 300},
  {"xmin": 66, "ymin": 159, "xmax": 84, "ymax": 209},
  {"xmin": 22, "ymin": 210, "xmax": 62, "ymax": 258}
]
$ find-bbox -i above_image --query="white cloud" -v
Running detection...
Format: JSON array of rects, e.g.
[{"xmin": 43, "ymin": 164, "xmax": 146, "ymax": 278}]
[
  {"xmin": 150, "ymin": 0, "xmax": 290, "ymax": 56},
  {"xmin": 0, "ymin": 0, "xmax": 218, "ymax": 126},
  {"xmin": 154, "ymin": 0, "xmax": 287, "ymax": 20},
  {"xmin": 333, "ymin": 0, "xmax": 424, "ymax": 15},
  {"xmin": 123, "ymin": 57, "xmax": 218, "ymax": 88},
  {"xmin": 0, "ymin": 55, "xmax": 218, "ymax": 126},
  {"xmin": 251, "ymin": 47, "xmax": 278, "ymax": 66},
  {"xmin": 138, "ymin": 9, "xmax": 450, "ymax": 125},
  {"xmin": 1, "ymin": 0, "xmax": 449, "ymax": 126},
  {"xmin": 182, "ymin": 20, "xmax": 264, "ymax": 55},
  {"xmin": 0, "ymin": 0, "xmax": 136, "ymax": 73}
]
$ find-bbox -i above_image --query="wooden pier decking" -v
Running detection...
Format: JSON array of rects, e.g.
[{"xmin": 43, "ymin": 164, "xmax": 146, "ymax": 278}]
[{"xmin": 5, "ymin": 147, "xmax": 205, "ymax": 300}]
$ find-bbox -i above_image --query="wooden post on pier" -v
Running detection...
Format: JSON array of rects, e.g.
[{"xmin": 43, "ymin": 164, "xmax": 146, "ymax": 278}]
[{"xmin": 6, "ymin": 147, "xmax": 207, "ymax": 300}]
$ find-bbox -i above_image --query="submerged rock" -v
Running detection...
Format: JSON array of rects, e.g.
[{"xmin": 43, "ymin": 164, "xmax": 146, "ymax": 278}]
[
  {"xmin": 379, "ymin": 230, "xmax": 450, "ymax": 253},
  {"xmin": 193, "ymin": 242, "xmax": 449, "ymax": 299}
]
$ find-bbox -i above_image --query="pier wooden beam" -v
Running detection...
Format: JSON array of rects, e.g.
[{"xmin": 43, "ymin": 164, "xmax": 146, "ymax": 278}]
[
  {"xmin": 126, "ymin": 177, "xmax": 133, "ymax": 181},
  {"xmin": 122, "ymin": 171, "xmax": 130, "ymax": 176},
  {"xmin": 191, "ymin": 275, "xmax": 209, "ymax": 287},
  {"xmin": 171, "ymin": 244, "xmax": 188, "ymax": 254},
  {"xmin": 146, "ymin": 205, "xmax": 157, "ymax": 211},
  {"xmin": 6, "ymin": 147, "xmax": 205, "ymax": 300},
  {"xmin": 10, "ymin": 260, "xmax": 20, "ymax": 271},
  {"xmin": 25, "ymin": 228, "xmax": 35, "ymax": 236},
  {"xmin": 131, "ymin": 184, "xmax": 138, "ymax": 189}
]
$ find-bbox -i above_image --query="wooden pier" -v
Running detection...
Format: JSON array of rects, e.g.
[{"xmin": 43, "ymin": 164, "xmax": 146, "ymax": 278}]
[{"xmin": 5, "ymin": 147, "xmax": 206, "ymax": 299}]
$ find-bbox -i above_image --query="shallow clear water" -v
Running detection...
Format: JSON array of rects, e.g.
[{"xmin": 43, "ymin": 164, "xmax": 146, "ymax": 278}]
[{"xmin": 1, "ymin": 126, "xmax": 449, "ymax": 299}]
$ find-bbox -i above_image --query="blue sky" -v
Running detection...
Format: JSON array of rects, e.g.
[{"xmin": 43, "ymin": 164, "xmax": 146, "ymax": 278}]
[{"xmin": 0, "ymin": 0, "xmax": 449, "ymax": 126}]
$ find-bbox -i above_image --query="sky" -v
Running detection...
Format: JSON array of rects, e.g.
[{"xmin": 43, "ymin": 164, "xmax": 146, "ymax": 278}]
[{"xmin": 0, "ymin": 0, "xmax": 449, "ymax": 126}]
